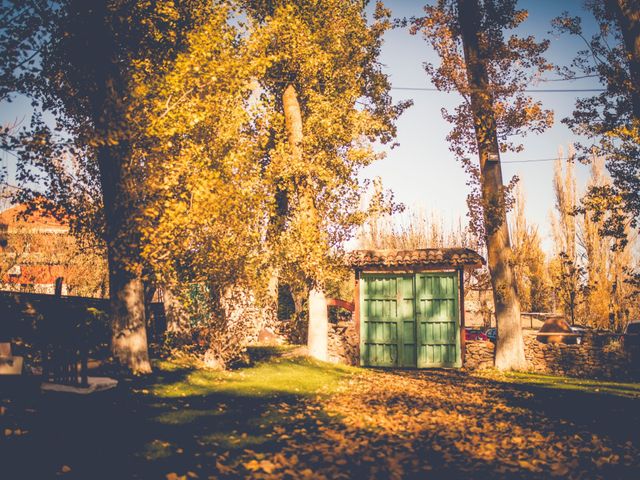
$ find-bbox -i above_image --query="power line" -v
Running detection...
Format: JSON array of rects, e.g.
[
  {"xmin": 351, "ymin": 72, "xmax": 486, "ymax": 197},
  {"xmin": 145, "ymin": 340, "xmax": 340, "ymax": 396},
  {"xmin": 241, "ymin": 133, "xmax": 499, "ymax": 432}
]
[
  {"xmin": 391, "ymin": 86, "xmax": 605, "ymax": 92},
  {"xmin": 538, "ymin": 74, "xmax": 600, "ymax": 82},
  {"xmin": 502, "ymin": 157, "xmax": 561, "ymax": 164}
]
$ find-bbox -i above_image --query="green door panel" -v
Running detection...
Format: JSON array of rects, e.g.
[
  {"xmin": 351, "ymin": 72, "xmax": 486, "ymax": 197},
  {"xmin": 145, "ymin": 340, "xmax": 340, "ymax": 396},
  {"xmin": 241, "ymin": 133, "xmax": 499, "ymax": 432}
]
[
  {"xmin": 361, "ymin": 275, "xmax": 397, "ymax": 367},
  {"xmin": 360, "ymin": 272, "xmax": 460, "ymax": 368},
  {"xmin": 416, "ymin": 273, "xmax": 461, "ymax": 368},
  {"xmin": 398, "ymin": 275, "xmax": 416, "ymax": 367}
]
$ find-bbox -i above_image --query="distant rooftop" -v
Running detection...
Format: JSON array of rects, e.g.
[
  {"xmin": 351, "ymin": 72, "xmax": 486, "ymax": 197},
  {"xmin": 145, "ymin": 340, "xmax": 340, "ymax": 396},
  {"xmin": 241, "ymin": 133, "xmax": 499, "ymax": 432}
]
[{"xmin": 0, "ymin": 204, "xmax": 67, "ymax": 233}]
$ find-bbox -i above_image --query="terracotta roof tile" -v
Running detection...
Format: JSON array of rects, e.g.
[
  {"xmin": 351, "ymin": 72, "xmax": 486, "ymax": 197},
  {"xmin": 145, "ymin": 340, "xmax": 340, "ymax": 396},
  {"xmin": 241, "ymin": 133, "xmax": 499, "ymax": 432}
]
[{"xmin": 348, "ymin": 248, "xmax": 484, "ymax": 269}]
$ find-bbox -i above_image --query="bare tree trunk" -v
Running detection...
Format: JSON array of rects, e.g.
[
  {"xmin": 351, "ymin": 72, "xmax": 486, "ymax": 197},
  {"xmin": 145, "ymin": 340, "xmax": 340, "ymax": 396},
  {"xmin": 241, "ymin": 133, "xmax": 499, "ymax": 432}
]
[
  {"xmin": 458, "ymin": 0, "xmax": 526, "ymax": 370},
  {"xmin": 109, "ymin": 262, "xmax": 150, "ymax": 373},
  {"xmin": 282, "ymin": 83, "xmax": 328, "ymax": 360}
]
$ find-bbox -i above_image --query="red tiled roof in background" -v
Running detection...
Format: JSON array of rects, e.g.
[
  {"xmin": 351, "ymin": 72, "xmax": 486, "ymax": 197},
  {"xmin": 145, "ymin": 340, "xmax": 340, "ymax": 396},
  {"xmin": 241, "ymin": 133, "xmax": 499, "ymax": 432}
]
[
  {"xmin": 0, "ymin": 204, "xmax": 68, "ymax": 232},
  {"xmin": 348, "ymin": 248, "xmax": 485, "ymax": 269}
]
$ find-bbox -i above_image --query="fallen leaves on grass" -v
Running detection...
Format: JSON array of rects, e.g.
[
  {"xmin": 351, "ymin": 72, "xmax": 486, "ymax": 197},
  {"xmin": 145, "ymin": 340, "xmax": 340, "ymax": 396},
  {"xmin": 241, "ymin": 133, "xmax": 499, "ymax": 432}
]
[{"xmin": 216, "ymin": 370, "xmax": 640, "ymax": 479}]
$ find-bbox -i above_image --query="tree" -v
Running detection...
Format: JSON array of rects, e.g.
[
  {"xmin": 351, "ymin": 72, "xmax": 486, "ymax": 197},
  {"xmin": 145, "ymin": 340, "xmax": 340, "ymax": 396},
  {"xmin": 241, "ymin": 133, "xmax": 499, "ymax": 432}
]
[
  {"xmin": 550, "ymin": 151, "xmax": 585, "ymax": 325},
  {"xmin": 14, "ymin": 0, "xmax": 213, "ymax": 373},
  {"xmin": 0, "ymin": 1, "xmax": 51, "ymax": 183},
  {"xmin": 554, "ymin": 1, "xmax": 640, "ymax": 244},
  {"xmin": 578, "ymin": 155, "xmax": 640, "ymax": 330},
  {"xmin": 243, "ymin": 0, "xmax": 409, "ymax": 360},
  {"xmin": 136, "ymin": 5, "xmax": 275, "ymax": 367},
  {"xmin": 509, "ymin": 183, "xmax": 551, "ymax": 313},
  {"xmin": 0, "ymin": 1, "xmax": 51, "ymax": 103},
  {"xmin": 579, "ymin": 156, "xmax": 613, "ymax": 327},
  {"xmin": 412, "ymin": 0, "xmax": 553, "ymax": 369}
]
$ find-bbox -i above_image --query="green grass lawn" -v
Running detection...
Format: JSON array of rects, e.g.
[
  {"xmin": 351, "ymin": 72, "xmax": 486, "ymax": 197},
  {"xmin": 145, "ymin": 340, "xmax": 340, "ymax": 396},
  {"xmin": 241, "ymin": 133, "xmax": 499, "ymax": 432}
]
[
  {"xmin": 474, "ymin": 370, "xmax": 640, "ymax": 398},
  {"xmin": 2, "ymin": 346, "xmax": 359, "ymax": 479},
  {"xmin": 150, "ymin": 348, "xmax": 356, "ymax": 399}
]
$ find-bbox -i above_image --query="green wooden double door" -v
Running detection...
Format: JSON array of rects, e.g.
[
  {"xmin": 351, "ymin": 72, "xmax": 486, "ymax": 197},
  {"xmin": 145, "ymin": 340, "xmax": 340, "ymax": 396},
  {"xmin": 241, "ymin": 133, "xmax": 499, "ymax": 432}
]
[{"xmin": 360, "ymin": 272, "xmax": 461, "ymax": 368}]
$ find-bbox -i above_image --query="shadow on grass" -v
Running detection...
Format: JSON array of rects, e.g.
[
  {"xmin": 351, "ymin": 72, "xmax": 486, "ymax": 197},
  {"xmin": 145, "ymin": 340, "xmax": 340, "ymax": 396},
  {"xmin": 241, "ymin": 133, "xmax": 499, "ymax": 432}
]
[
  {"xmin": 391, "ymin": 368, "xmax": 640, "ymax": 446},
  {"xmin": 1, "ymin": 347, "xmax": 354, "ymax": 479},
  {"xmin": 483, "ymin": 371, "xmax": 640, "ymax": 445},
  {"xmin": 4, "ymin": 353, "xmax": 640, "ymax": 479}
]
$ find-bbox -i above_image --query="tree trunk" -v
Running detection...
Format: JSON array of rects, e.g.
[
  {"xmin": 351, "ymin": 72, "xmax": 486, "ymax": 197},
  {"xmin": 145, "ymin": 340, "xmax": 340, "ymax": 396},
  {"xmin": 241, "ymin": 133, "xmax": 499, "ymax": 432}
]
[
  {"xmin": 75, "ymin": 0, "xmax": 151, "ymax": 374},
  {"xmin": 607, "ymin": 0, "xmax": 640, "ymax": 119},
  {"xmin": 98, "ymin": 143, "xmax": 151, "ymax": 374},
  {"xmin": 109, "ymin": 261, "xmax": 150, "ymax": 373},
  {"xmin": 308, "ymin": 288, "xmax": 328, "ymax": 361},
  {"xmin": 457, "ymin": 0, "xmax": 526, "ymax": 370},
  {"xmin": 282, "ymin": 83, "xmax": 328, "ymax": 359},
  {"xmin": 163, "ymin": 286, "xmax": 186, "ymax": 334}
]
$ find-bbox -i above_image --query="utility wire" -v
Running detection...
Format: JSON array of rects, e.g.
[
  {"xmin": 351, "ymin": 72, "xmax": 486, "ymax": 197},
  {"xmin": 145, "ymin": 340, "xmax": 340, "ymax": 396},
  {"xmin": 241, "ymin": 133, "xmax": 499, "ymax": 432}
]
[
  {"xmin": 502, "ymin": 157, "xmax": 574, "ymax": 164},
  {"xmin": 538, "ymin": 74, "xmax": 600, "ymax": 82},
  {"xmin": 391, "ymin": 86, "xmax": 605, "ymax": 92}
]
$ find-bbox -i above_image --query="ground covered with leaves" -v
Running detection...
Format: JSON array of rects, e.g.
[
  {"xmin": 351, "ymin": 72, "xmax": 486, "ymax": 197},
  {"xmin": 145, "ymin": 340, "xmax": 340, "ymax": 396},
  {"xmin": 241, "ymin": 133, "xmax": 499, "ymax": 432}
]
[{"xmin": 2, "ymin": 348, "xmax": 640, "ymax": 479}]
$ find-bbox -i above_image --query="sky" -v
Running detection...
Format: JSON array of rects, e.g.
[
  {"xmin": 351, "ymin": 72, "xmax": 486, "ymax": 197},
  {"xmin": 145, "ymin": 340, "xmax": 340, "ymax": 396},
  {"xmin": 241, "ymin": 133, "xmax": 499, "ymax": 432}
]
[
  {"xmin": 0, "ymin": 0, "xmax": 604, "ymax": 251},
  {"xmin": 362, "ymin": 0, "xmax": 602, "ymax": 250}
]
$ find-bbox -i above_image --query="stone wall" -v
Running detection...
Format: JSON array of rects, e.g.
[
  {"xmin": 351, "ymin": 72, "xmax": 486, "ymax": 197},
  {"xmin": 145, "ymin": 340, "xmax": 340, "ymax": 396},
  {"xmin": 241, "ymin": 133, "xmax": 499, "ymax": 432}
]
[
  {"xmin": 328, "ymin": 322, "xmax": 639, "ymax": 379},
  {"xmin": 328, "ymin": 321, "xmax": 359, "ymax": 365},
  {"xmin": 464, "ymin": 333, "xmax": 640, "ymax": 379}
]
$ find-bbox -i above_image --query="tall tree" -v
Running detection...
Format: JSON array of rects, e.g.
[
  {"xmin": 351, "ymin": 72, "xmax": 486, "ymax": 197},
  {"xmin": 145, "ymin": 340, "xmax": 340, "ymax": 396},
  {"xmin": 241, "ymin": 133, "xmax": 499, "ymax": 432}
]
[
  {"xmin": 554, "ymin": 1, "xmax": 640, "ymax": 244},
  {"xmin": 509, "ymin": 183, "xmax": 551, "ymax": 313},
  {"xmin": 578, "ymin": 156, "xmax": 640, "ymax": 330},
  {"xmin": 136, "ymin": 6, "xmax": 278, "ymax": 367},
  {"xmin": 550, "ymin": 151, "xmax": 584, "ymax": 325},
  {"xmin": 243, "ymin": 0, "xmax": 409, "ymax": 360},
  {"xmin": 14, "ymin": 0, "xmax": 211, "ymax": 373},
  {"xmin": 412, "ymin": 0, "xmax": 553, "ymax": 369}
]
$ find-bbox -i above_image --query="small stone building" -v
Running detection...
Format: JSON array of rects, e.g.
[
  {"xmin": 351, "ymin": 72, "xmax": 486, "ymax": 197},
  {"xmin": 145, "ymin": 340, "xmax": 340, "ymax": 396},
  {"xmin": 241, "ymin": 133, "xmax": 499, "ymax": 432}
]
[{"xmin": 349, "ymin": 248, "xmax": 484, "ymax": 368}]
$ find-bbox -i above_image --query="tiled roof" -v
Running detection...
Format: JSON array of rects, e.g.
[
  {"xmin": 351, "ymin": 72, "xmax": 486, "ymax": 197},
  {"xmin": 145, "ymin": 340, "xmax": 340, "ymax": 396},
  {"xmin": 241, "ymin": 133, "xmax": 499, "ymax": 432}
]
[
  {"xmin": 348, "ymin": 248, "xmax": 484, "ymax": 269},
  {"xmin": 0, "ymin": 204, "xmax": 68, "ymax": 232}
]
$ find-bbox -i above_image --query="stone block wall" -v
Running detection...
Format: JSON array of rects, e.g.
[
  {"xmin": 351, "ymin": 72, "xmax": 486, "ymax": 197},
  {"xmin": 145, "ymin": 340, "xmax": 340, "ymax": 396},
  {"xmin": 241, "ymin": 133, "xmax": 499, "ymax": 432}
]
[
  {"xmin": 464, "ymin": 333, "xmax": 640, "ymax": 379},
  {"xmin": 328, "ymin": 321, "xmax": 359, "ymax": 365},
  {"xmin": 328, "ymin": 322, "xmax": 639, "ymax": 379}
]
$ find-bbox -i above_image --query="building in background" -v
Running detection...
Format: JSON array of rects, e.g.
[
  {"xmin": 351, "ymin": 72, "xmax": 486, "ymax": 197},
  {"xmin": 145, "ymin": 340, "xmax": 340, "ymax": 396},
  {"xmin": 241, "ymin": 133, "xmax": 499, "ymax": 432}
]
[{"xmin": 0, "ymin": 204, "xmax": 108, "ymax": 297}]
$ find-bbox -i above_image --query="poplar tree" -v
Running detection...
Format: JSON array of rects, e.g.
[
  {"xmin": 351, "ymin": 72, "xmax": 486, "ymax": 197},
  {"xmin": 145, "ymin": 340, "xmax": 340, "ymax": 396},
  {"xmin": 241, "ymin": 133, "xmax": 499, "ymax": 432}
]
[
  {"xmin": 242, "ymin": 0, "xmax": 409, "ymax": 359},
  {"xmin": 412, "ymin": 0, "xmax": 553, "ymax": 369},
  {"xmin": 509, "ymin": 183, "xmax": 551, "ymax": 313}
]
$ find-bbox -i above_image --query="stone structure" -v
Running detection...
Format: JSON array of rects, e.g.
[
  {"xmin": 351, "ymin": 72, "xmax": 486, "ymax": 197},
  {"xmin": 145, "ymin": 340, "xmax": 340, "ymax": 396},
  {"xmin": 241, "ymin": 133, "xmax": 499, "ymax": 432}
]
[
  {"xmin": 327, "ymin": 321, "xmax": 359, "ymax": 365},
  {"xmin": 464, "ymin": 333, "xmax": 639, "ymax": 379},
  {"xmin": 327, "ymin": 323, "xmax": 639, "ymax": 379}
]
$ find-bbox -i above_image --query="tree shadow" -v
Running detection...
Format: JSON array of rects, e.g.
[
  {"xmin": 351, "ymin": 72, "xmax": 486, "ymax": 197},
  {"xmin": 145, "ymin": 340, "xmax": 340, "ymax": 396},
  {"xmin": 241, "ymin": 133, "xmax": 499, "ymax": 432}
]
[
  {"xmin": 1, "ymin": 353, "xmax": 352, "ymax": 479},
  {"xmin": 3, "ymin": 361, "xmax": 640, "ymax": 479}
]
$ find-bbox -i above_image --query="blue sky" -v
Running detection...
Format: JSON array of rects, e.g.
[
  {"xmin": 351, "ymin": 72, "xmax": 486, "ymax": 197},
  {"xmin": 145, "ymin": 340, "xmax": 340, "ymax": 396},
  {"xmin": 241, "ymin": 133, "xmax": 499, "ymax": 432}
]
[
  {"xmin": 364, "ymin": 0, "xmax": 601, "ymax": 249},
  {"xmin": 0, "ymin": 0, "xmax": 602, "ymax": 249}
]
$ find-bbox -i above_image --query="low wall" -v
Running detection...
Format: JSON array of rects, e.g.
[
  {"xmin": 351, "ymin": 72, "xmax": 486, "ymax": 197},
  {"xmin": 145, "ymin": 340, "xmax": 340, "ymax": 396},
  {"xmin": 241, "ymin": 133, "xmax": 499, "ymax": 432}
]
[
  {"xmin": 327, "ymin": 322, "xmax": 639, "ymax": 379},
  {"xmin": 465, "ymin": 334, "xmax": 640, "ymax": 379},
  {"xmin": 328, "ymin": 321, "xmax": 359, "ymax": 365}
]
